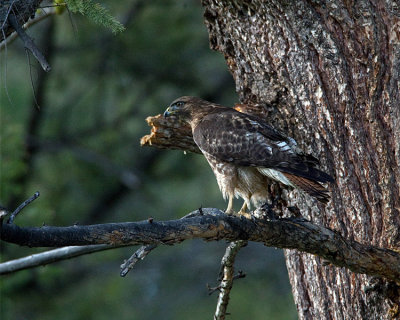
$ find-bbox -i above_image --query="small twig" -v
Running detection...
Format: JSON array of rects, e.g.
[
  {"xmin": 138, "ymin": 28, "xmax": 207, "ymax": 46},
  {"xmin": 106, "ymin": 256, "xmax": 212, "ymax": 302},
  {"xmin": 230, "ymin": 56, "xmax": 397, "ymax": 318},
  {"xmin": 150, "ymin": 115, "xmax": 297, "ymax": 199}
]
[
  {"xmin": 233, "ymin": 270, "xmax": 246, "ymax": 280},
  {"xmin": 8, "ymin": 13, "xmax": 51, "ymax": 72},
  {"xmin": 40, "ymin": 3, "xmax": 66, "ymax": 9},
  {"xmin": 214, "ymin": 240, "xmax": 248, "ymax": 320},
  {"xmin": 0, "ymin": 0, "xmax": 17, "ymax": 30},
  {"xmin": 7, "ymin": 191, "xmax": 40, "ymax": 224},
  {"xmin": 207, "ymin": 283, "xmax": 221, "ymax": 295},
  {"xmin": 120, "ymin": 244, "xmax": 157, "ymax": 277},
  {"xmin": 119, "ymin": 211, "xmax": 207, "ymax": 277},
  {"xmin": 119, "ymin": 210, "xmax": 209, "ymax": 277},
  {"xmin": 26, "ymin": 49, "xmax": 40, "ymax": 109},
  {"xmin": 208, "ymin": 271, "xmax": 246, "ymax": 295}
]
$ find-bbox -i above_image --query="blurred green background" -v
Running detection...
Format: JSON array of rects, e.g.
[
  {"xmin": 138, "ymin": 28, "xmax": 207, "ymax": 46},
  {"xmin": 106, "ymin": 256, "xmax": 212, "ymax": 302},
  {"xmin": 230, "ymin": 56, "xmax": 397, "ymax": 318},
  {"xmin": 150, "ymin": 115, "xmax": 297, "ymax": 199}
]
[{"xmin": 0, "ymin": 1, "xmax": 297, "ymax": 319}]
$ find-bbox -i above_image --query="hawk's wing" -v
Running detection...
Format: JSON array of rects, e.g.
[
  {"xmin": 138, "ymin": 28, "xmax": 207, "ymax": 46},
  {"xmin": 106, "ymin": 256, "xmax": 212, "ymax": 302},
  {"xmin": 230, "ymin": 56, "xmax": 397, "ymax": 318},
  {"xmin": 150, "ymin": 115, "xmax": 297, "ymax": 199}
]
[{"xmin": 192, "ymin": 108, "xmax": 333, "ymax": 184}]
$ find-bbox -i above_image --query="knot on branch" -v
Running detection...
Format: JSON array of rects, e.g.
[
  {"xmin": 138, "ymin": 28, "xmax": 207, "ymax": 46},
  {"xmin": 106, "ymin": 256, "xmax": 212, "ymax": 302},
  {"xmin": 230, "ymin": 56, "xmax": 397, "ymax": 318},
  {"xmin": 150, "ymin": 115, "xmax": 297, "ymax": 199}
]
[{"xmin": 140, "ymin": 114, "xmax": 199, "ymax": 153}]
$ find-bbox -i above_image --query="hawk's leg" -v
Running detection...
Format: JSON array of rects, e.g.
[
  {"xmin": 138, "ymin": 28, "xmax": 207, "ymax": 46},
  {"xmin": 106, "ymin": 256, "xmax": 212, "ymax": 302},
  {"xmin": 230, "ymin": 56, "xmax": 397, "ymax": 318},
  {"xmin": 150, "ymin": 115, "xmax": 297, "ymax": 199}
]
[
  {"xmin": 225, "ymin": 194, "xmax": 234, "ymax": 215},
  {"xmin": 225, "ymin": 195, "xmax": 252, "ymax": 219},
  {"xmin": 238, "ymin": 201, "xmax": 248, "ymax": 215},
  {"xmin": 238, "ymin": 201, "xmax": 252, "ymax": 219}
]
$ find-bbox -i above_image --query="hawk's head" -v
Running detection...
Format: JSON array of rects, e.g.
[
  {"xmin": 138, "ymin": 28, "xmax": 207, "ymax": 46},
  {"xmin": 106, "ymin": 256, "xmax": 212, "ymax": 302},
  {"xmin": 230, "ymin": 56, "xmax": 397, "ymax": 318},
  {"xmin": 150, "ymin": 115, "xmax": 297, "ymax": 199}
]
[{"xmin": 163, "ymin": 96, "xmax": 220, "ymax": 126}]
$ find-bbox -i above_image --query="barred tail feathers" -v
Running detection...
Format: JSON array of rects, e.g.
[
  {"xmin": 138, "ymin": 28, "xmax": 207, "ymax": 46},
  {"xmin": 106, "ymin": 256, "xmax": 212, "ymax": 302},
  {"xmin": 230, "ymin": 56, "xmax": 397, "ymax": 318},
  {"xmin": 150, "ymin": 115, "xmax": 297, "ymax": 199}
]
[
  {"xmin": 257, "ymin": 168, "xmax": 330, "ymax": 203},
  {"xmin": 282, "ymin": 172, "xmax": 330, "ymax": 204}
]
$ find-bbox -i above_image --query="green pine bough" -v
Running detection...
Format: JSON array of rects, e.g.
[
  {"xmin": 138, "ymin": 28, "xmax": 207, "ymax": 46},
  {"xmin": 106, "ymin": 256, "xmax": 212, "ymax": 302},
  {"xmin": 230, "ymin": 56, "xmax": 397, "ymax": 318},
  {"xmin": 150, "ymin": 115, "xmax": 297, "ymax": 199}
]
[{"xmin": 64, "ymin": 0, "xmax": 125, "ymax": 34}]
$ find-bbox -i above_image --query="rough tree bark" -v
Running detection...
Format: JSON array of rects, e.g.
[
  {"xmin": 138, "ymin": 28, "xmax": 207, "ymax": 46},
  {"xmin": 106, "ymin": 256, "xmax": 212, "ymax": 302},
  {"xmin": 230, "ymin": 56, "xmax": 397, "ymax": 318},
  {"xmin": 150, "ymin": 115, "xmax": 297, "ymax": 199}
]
[{"xmin": 197, "ymin": 1, "xmax": 400, "ymax": 319}]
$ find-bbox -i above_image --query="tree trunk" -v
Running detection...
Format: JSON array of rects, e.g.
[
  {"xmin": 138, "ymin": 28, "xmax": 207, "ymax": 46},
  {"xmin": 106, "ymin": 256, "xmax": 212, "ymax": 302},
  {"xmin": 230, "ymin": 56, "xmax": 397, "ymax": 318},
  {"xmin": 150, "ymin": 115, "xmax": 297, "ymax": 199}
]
[{"xmin": 201, "ymin": 0, "xmax": 400, "ymax": 318}]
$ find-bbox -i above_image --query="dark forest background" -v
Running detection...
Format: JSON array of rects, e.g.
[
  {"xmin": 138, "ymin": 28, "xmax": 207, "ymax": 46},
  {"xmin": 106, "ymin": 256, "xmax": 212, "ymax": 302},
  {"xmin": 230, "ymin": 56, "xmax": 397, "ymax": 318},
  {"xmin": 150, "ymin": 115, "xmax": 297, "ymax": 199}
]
[{"xmin": 0, "ymin": 1, "xmax": 297, "ymax": 319}]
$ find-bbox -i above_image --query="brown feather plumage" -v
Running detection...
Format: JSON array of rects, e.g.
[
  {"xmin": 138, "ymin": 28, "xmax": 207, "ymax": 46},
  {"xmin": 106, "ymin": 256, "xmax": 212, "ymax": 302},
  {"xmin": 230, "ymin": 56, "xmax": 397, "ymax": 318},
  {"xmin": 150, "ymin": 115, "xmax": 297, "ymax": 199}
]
[{"xmin": 163, "ymin": 96, "xmax": 334, "ymax": 211}]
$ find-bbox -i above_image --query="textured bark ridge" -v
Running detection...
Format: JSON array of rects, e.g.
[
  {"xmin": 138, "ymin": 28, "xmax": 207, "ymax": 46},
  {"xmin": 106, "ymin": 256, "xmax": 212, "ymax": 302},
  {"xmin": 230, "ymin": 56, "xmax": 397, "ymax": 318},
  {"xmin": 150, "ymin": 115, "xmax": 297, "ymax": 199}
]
[{"xmin": 199, "ymin": 1, "xmax": 400, "ymax": 319}]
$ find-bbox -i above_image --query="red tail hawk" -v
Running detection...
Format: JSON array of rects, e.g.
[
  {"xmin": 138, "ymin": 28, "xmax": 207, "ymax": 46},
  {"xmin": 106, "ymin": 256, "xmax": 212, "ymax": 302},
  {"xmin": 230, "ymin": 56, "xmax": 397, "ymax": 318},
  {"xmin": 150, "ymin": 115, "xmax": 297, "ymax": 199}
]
[{"xmin": 163, "ymin": 96, "xmax": 333, "ymax": 214}]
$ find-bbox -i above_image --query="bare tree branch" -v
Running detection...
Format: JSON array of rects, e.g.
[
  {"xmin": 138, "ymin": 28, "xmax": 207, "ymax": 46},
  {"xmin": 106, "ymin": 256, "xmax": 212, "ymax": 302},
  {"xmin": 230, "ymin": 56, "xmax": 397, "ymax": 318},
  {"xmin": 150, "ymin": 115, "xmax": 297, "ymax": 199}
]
[
  {"xmin": 0, "ymin": 244, "xmax": 118, "ymax": 275},
  {"xmin": 8, "ymin": 11, "xmax": 51, "ymax": 71},
  {"xmin": 0, "ymin": 7, "xmax": 57, "ymax": 51},
  {"xmin": 2, "ymin": 206, "xmax": 400, "ymax": 283},
  {"xmin": 120, "ymin": 244, "xmax": 157, "ymax": 277},
  {"xmin": 7, "ymin": 191, "xmax": 40, "ymax": 223},
  {"xmin": 0, "ymin": 0, "xmax": 43, "ymax": 42},
  {"xmin": 214, "ymin": 240, "xmax": 247, "ymax": 320}
]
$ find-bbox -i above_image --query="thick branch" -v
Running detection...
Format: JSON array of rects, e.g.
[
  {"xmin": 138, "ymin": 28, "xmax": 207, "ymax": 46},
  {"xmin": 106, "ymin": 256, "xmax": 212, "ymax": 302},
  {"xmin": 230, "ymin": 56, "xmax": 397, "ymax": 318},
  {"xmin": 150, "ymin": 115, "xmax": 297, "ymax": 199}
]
[{"xmin": 2, "ymin": 208, "xmax": 400, "ymax": 283}]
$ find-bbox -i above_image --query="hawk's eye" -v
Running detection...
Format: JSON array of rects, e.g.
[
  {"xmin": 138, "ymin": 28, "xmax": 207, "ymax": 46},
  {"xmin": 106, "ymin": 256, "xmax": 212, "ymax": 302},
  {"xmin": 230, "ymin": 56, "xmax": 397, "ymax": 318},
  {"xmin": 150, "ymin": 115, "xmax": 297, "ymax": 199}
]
[{"xmin": 175, "ymin": 101, "xmax": 184, "ymax": 108}]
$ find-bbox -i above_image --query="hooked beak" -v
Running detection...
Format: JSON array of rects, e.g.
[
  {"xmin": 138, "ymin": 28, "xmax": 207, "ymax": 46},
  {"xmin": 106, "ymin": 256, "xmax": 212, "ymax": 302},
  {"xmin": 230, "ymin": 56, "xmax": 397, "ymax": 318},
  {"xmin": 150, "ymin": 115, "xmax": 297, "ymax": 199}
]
[
  {"xmin": 163, "ymin": 108, "xmax": 172, "ymax": 117},
  {"xmin": 163, "ymin": 105, "xmax": 178, "ymax": 118}
]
